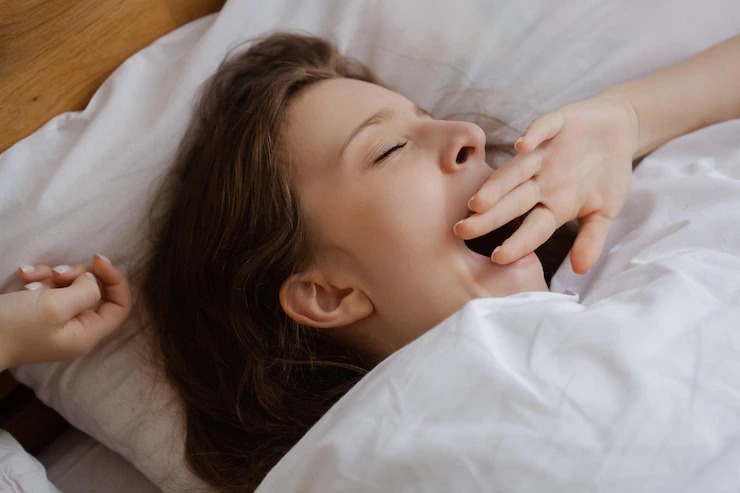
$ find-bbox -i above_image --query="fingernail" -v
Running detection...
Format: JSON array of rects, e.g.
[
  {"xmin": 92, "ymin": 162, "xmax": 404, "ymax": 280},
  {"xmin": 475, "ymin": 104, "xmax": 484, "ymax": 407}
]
[
  {"xmin": 95, "ymin": 254, "xmax": 112, "ymax": 264},
  {"xmin": 453, "ymin": 220, "xmax": 464, "ymax": 235},
  {"xmin": 514, "ymin": 138, "xmax": 524, "ymax": 150},
  {"xmin": 19, "ymin": 265, "xmax": 35, "ymax": 274},
  {"xmin": 491, "ymin": 246, "xmax": 501, "ymax": 262},
  {"xmin": 24, "ymin": 281, "xmax": 44, "ymax": 291},
  {"xmin": 52, "ymin": 264, "xmax": 72, "ymax": 274},
  {"xmin": 85, "ymin": 272, "xmax": 97, "ymax": 281},
  {"xmin": 467, "ymin": 196, "xmax": 476, "ymax": 210}
]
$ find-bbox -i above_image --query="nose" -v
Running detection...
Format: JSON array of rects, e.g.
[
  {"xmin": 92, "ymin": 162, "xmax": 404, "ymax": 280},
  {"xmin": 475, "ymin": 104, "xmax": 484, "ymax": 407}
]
[{"xmin": 437, "ymin": 120, "xmax": 487, "ymax": 174}]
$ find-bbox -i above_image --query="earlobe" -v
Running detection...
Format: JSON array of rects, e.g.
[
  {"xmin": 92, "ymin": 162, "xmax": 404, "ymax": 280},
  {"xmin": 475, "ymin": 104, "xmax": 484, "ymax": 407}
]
[{"xmin": 279, "ymin": 272, "xmax": 373, "ymax": 329}]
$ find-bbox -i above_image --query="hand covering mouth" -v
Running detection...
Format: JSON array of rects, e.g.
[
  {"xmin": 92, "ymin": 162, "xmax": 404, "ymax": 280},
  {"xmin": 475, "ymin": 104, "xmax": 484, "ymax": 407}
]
[{"xmin": 464, "ymin": 217, "xmax": 522, "ymax": 257}]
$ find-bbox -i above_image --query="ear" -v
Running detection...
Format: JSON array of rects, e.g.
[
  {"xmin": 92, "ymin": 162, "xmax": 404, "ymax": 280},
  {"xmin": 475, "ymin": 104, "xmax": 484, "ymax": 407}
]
[{"xmin": 279, "ymin": 270, "xmax": 373, "ymax": 329}]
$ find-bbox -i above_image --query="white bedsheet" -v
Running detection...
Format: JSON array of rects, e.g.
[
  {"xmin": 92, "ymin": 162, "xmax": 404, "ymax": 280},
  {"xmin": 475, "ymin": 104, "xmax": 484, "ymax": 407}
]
[
  {"xmin": 0, "ymin": 432, "xmax": 59, "ymax": 493},
  {"xmin": 257, "ymin": 120, "xmax": 740, "ymax": 492}
]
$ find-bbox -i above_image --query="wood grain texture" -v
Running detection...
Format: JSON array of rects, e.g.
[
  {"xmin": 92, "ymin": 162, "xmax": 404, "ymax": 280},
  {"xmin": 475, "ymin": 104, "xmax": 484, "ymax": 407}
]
[{"xmin": 0, "ymin": 0, "xmax": 225, "ymax": 153}]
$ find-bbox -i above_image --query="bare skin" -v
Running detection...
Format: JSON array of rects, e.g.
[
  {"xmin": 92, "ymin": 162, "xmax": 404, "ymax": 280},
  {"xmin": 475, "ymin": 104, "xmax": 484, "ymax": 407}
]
[
  {"xmin": 279, "ymin": 34, "xmax": 740, "ymax": 360},
  {"xmin": 280, "ymin": 79, "xmax": 548, "ymax": 358},
  {"xmin": 0, "ymin": 255, "xmax": 131, "ymax": 371},
  {"xmin": 460, "ymin": 34, "xmax": 740, "ymax": 273}
]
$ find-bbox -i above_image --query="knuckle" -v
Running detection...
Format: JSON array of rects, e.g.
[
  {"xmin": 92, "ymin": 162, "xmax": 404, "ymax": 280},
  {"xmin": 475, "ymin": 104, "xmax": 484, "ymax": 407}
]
[
  {"xmin": 516, "ymin": 194, "xmax": 531, "ymax": 214},
  {"xmin": 524, "ymin": 180, "xmax": 541, "ymax": 202},
  {"xmin": 476, "ymin": 188, "xmax": 497, "ymax": 211},
  {"xmin": 516, "ymin": 162, "xmax": 530, "ymax": 183},
  {"xmin": 530, "ymin": 152, "xmax": 544, "ymax": 173},
  {"xmin": 492, "ymin": 179, "xmax": 506, "ymax": 201},
  {"xmin": 85, "ymin": 283, "xmax": 102, "ymax": 307},
  {"xmin": 521, "ymin": 156, "xmax": 535, "ymax": 177},
  {"xmin": 487, "ymin": 174, "xmax": 504, "ymax": 196}
]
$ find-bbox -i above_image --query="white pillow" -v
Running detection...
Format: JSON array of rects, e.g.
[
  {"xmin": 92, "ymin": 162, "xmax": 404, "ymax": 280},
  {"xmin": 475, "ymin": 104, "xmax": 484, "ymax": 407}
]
[{"xmin": 2, "ymin": 0, "xmax": 738, "ymax": 490}]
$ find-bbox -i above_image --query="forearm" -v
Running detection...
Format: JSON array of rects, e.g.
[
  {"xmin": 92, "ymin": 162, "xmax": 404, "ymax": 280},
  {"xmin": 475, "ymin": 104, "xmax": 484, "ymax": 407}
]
[{"xmin": 601, "ymin": 34, "xmax": 740, "ymax": 159}]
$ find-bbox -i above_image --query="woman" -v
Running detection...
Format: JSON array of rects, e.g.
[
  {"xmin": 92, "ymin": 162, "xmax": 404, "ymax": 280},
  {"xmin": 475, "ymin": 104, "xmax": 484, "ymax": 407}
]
[{"xmin": 143, "ymin": 33, "xmax": 740, "ymax": 491}]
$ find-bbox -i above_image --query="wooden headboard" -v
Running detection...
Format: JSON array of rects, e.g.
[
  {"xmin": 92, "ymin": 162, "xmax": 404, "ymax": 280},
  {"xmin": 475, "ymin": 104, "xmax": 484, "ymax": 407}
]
[{"xmin": 0, "ymin": 0, "xmax": 225, "ymax": 455}]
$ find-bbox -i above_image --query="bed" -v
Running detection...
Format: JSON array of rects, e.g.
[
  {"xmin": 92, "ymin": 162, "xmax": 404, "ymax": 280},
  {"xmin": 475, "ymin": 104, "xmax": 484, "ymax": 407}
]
[{"xmin": 0, "ymin": 1, "xmax": 738, "ymax": 491}]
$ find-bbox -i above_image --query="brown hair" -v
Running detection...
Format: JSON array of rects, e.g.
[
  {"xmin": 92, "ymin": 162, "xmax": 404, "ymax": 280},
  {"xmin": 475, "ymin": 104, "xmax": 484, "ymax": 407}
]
[
  {"xmin": 143, "ymin": 33, "xmax": 377, "ymax": 491},
  {"xmin": 143, "ymin": 31, "xmax": 573, "ymax": 492}
]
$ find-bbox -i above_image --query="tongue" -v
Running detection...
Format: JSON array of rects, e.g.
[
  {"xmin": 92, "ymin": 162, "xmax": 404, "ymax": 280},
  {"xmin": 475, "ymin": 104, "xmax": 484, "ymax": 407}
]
[{"xmin": 464, "ymin": 219, "xmax": 521, "ymax": 257}]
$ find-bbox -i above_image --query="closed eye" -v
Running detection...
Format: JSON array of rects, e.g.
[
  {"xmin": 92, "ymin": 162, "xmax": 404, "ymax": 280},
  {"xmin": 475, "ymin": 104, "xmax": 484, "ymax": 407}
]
[{"xmin": 374, "ymin": 142, "xmax": 407, "ymax": 164}]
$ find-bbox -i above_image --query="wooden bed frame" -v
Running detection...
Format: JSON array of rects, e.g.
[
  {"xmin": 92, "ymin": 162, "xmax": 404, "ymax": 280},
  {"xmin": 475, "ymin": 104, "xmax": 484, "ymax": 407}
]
[{"xmin": 0, "ymin": 0, "xmax": 225, "ymax": 456}]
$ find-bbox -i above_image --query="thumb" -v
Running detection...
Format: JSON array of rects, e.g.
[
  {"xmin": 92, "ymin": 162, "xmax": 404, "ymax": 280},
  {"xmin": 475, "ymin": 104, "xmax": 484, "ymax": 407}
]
[
  {"xmin": 45, "ymin": 272, "xmax": 102, "ymax": 323},
  {"xmin": 570, "ymin": 215, "xmax": 612, "ymax": 274},
  {"xmin": 515, "ymin": 111, "xmax": 564, "ymax": 153}
]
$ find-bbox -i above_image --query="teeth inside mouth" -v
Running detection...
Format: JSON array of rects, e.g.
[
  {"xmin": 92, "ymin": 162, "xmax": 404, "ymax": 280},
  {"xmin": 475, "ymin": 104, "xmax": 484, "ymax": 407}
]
[{"xmin": 464, "ymin": 218, "xmax": 522, "ymax": 257}]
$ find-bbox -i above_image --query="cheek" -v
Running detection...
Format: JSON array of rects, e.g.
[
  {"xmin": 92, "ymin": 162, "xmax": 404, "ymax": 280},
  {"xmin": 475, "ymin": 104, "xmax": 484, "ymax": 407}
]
[
  {"xmin": 353, "ymin": 177, "xmax": 444, "ymax": 253},
  {"xmin": 310, "ymin": 162, "xmax": 454, "ymax": 283}
]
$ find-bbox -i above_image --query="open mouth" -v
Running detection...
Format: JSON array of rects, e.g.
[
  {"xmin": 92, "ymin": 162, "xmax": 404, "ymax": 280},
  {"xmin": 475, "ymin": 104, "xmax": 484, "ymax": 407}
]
[{"xmin": 464, "ymin": 217, "xmax": 522, "ymax": 257}]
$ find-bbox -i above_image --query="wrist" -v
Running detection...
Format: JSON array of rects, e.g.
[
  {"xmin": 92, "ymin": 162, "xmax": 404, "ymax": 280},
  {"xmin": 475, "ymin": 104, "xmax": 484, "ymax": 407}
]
[{"xmin": 596, "ymin": 89, "xmax": 641, "ymax": 160}]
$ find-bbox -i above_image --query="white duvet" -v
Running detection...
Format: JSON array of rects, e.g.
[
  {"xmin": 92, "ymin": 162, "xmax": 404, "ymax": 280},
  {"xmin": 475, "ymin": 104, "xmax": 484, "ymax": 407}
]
[
  {"xmin": 257, "ymin": 120, "xmax": 740, "ymax": 492},
  {"xmin": 0, "ymin": 432, "xmax": 59, "ymax": 493}
]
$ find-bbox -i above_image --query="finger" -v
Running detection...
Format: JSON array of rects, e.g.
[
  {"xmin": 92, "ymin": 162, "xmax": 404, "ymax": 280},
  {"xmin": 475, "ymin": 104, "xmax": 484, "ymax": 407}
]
[
  {"xmin": 468, "ymin": 151, "xmax": 543, "ymax": 213},
  {"xmin": 56, "ymin": 308, "xmax": 119, "ymax": 358},
  {"xmin": 50, "ymin": 263, "xmax": 89, "ymax": 288},
  {"xmin": 514, "ymin": 112, "xmax": 565, "ymax": 154},
  {"xmin": 39, "ymin": 272, "xmax": 102, "ymax": 325},
  {"xmin": 24, "ymin": 280, "xmax": 53, "ymax": 291},
  {"xmin": 456, "ymin": 180, "xmax": 541, "ymax": 240},
  {"xmin": 493, "ymin": 205, "xmax": 559, "ymax": 264},
  {"xmin": 570, "ymin": 215, "xmax": 613, "ymax": 274},
  {"xmin": 17, "ymin": 264, "xmax": 53, "ymax": 283},
  {"xmin": 91, "ymin": 254, "xmax": 132, "ymax": 325},
  {"xmin": 54, "ymin": 256, "xmax": 131, "ymax": 355}
]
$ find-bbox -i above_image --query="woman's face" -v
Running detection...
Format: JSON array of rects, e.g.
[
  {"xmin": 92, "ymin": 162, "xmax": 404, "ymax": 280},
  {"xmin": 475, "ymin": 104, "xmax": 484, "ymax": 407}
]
[{"xmin": 283, "ymin": 78, "xmax": 547, "ymax": 356}]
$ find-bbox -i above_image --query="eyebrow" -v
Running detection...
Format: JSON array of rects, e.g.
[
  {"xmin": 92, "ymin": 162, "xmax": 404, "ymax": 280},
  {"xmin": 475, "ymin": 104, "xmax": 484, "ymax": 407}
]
[{"xmin": 339, "ymin": 104, "xmax": 431, "ymax": 159}]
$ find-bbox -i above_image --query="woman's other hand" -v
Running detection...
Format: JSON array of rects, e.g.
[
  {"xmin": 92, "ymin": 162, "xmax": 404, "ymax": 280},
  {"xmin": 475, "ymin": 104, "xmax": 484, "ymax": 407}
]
[
  {"xmin": 455, "ymin": 94, "xmax": 638, "ymax": 274},
  {"xmin": 0, "ymin": 254, "xmax": 131, "ymax": 371}
]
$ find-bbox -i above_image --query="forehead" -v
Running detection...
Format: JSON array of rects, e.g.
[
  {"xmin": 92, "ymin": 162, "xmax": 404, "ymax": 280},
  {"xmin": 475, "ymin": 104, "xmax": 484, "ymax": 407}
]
[
  {"xmin": 283, "ymin": 78, "xmax": 410, "ymax": 170},
  {"xmin": 289, "ymin": 77, "xmax": 408, "ymax": 129}
]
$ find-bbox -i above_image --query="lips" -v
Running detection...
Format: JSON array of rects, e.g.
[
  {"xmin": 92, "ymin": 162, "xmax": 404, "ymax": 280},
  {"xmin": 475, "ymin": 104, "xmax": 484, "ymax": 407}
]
[{"xmin": 464, "ymin": 218, "xmax": 522, "ymax": 257}]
